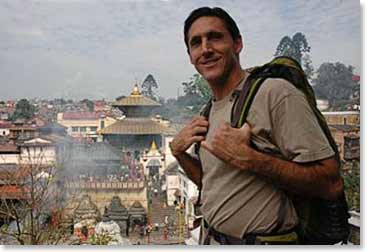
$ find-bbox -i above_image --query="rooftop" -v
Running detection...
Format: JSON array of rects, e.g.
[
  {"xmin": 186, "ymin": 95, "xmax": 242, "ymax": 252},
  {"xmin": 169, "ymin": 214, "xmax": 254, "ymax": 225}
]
[
  {"xmin": 322, "ymin": 111, "xmax": 359, "ymax": 116},
  {"xmin": 112, "ymin": 85, "xmax": 161, "ymax": 107},
  {"xmin": 100, "ymin": 118, "xmax": 176, "ymax": 135},
  {"xmin": 329, "ymin": 124, "xmax": 360, "ymax": 132},
  {"xmin": 62, "ymin": 111, "xmax": 105, "ymax": 120},
  {"xmin": 0, "ymin": 144, "xmax": 20, "ymax": 154}
]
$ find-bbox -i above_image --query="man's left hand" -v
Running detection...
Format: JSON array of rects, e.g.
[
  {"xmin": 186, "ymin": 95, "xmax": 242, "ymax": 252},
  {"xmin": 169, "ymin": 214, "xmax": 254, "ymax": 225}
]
[{"xmin": 201, "ymin": 122, "xmax": 257, "ymax": 170}]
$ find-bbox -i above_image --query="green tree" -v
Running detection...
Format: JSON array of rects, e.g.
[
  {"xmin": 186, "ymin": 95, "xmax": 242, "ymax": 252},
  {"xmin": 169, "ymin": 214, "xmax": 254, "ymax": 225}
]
[
  {"xmin": 11, "ymin": 99, "xmax": 36, "ymax": 121},
  {"xmin": 274, "ymin": 32, "xmax": 310, "ymax": 65},
  {"xmin": 180, "ymin": 74, "xmax": 211, "ymax": 113},
  {"xmin": 141, "ymin": 74, "xmax": 158, "ymax": 100},
  {"xmin": 194, "ymin": 74, "xmax": 211, "ymax": 103},
  {"xmin": 81, "ymin": 99, "xmax": 94, "ymax": 112},
  {"xmin": 313, "ymin": 62, "xmax": 356, "ymax": 107},
  {"xmin": 302, "ymin": 54, "xmax": 314, "ymax": 81},
  {"xmin": 343, "ymin": 162, "xmax": 360, "ymax": 211}
]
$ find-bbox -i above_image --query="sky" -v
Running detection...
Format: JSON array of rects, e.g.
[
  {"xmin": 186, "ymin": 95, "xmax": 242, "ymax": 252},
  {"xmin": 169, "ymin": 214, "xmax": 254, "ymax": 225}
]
[{"xmin": 0, "ymin": 0, "xmax": 362, "ymax": 101}]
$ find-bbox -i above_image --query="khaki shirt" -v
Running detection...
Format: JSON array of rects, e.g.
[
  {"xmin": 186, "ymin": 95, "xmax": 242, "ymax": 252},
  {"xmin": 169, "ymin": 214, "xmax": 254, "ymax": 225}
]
[{"xmin": 199, "ymin": 78, "xmax": 335, "ymax": 239}]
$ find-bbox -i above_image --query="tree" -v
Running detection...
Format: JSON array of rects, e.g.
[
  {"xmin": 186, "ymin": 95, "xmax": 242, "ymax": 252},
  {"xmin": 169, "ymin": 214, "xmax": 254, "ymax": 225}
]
[
  {"xmin": 312, "ymin": 62, "xmax": 356, "ymax": 108},
  {"xmin": 274, "ymin": 32, "xmax": 310, "ymax": 65},
  {"xmin": 11, "ymin": 99, "xmax": 36, "ymax": 121},
  {"xmin": 81, "ymin": 99, "xmax": 94, "ymax": 112},
  {"xmin": 141, "ymin": 74, "xmax": 158, "ymax": 100},
  {"xmin": 0, "ymin": 148, "xmax": 72, "ymax": 244},
  {"xmin": 302, "ymin": 54, "xmax": 315, "ymax": 81},
  {"xmin": 343, "ymin": 162, "xmax": 360, "ymax": 211},
  {"xmin": 180, "ymin": 74, "xmax": 211, "ymax": 113}
]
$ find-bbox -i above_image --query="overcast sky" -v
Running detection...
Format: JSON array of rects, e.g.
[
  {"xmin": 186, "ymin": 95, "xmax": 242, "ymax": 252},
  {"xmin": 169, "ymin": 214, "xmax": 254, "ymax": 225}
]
[{"xmin": 0, "ymin": 0, "xmax": 361, "ymax": 101}]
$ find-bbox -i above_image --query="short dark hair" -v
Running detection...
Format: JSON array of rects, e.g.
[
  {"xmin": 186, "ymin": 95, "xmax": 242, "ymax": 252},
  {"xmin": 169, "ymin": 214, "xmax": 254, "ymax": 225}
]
[{"xmin": 184, "ymin": 7, "xmax": 241, "ymax": 49}]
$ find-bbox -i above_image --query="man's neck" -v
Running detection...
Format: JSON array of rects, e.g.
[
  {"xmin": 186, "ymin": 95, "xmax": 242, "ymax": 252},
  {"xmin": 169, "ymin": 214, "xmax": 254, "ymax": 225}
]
[{"xmin": 210, "ymin": 67, "xmax": 247, "ymax": 101}]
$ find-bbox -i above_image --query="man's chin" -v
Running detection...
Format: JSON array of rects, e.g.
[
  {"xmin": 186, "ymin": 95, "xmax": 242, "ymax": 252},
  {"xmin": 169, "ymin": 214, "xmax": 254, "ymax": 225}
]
[{"xmin": 203, "ymin": 73, "xmax": 223, "ymax": 84}]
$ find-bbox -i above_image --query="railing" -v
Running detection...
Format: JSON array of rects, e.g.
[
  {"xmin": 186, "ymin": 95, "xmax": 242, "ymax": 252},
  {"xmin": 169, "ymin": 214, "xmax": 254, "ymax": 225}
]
[{"xmin": 65, "ymin": 180, "xmax": 145, "ymax": 190}]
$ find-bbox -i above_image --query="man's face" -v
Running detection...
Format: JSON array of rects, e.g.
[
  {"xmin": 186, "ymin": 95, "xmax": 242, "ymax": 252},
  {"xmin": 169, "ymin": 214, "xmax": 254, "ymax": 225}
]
[{"xmin": 187, "ymin": 16, "xmax": 242, "ymax": 84}]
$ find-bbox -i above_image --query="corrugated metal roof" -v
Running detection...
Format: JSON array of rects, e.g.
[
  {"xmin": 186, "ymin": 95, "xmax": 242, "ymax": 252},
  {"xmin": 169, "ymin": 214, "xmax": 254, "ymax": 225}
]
[
  {"xmin": 100, "ymin": 118, "xmax": 176, "ymax": 135},
  {"xmin": 112, "ymin": 95, "xmax": 161, "ymax": 107},
  {"xmin": 322, "ymin": 111, "xmax": 359, "ymax": 115},
  {"xmin": 329, "ymin": 124, "xmax": 360, "ymax": 132},
  {"xmin": 62, "ymin": 111, "xmax": 104, "ymax": 120},
  {"xmin": 0, "ymin": 144, "xmax": 20, "ymax": 154}
]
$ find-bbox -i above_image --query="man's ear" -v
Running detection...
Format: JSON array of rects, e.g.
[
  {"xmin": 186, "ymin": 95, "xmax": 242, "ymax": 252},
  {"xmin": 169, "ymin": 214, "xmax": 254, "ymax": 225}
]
[{"xmin": 234, "ymin": 36, "xmax": 243, "ymax": 54}]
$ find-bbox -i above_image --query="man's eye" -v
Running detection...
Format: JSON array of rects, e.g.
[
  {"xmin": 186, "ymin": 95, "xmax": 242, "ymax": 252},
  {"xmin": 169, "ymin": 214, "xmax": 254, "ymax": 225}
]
[
  {"xmin": 208, "ymin": 33, "xmax": 222, "ymax": 40},
  {"xmin": 190, "ymin": 39, "xmax": 200, "ymax": 47}
]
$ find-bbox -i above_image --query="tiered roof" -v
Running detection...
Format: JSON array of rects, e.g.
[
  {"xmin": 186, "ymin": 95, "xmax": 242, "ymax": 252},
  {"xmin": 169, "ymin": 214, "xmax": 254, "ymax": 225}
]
[{"xmin": 100, "ymin": 118, "xmax": 175, "ymax": 135}]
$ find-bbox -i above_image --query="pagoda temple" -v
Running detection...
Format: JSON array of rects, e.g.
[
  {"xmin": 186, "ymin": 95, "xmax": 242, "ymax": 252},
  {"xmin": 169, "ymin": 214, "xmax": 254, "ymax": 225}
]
[
  {"xmin": 100, "ymin": 85, "xmax": 175, "ymax": 155},
  {"xmin": 73, "ymin": 194, "xmax": 101, "ymax": 240},
  {"xmin": 106, "ymin": 196, "xmax": 129, "ymax": 235}
]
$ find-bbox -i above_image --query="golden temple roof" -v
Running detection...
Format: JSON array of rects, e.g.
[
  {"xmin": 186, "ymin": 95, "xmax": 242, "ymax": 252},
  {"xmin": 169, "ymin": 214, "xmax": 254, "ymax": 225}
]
[
  {"xmin": 100, "ymin": 118, "xmax": 176, "ymax": 135},
  {"xmin": 112, "ymin": 85, "xmax": 161, "ymax": 107},
  {"xmin": 150, "ymin": 140, "xmax": 157, "ymax": 151},
  {"xmin": 131, "ymin": 84, "xmax": 141, "ymax": 96}
]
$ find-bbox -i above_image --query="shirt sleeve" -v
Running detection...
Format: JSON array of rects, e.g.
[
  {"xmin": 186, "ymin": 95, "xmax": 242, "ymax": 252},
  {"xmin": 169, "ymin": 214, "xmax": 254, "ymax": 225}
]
[{"xmin": 270, "ymin": 92, "xmax": 335, "ymax": 163}]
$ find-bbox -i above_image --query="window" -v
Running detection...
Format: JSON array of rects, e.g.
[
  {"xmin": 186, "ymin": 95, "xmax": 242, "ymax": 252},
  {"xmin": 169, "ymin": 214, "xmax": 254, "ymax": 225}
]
[
  {"xmin": 72, "ymin": 127, "xmax": 79, "ymax": 132},
  {"xmin": 80, "ymin": 127, "xmax": 87, "ymax": 132},
  {"xmin": 90, "ymin": 126, "xmax": 97, "ymax": 132},
  {"xmin": 100, "ymin": 120, "xmax": 105, "ymax": 129}
]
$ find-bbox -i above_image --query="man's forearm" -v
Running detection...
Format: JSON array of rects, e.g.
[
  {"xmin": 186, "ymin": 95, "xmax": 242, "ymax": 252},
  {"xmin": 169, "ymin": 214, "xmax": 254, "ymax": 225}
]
[
  {"xmin": 173, "ymin": 152, "xmax": 202, "ymax": 187},
  {"xmin": 233, "ymin": 150, "xmax": 342, "ymax": 200}
]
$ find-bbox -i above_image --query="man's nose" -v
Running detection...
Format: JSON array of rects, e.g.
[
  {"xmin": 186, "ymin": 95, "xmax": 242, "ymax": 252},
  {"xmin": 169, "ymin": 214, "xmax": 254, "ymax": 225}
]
[{"xmin": 201, "ymin": 39, "xmax": 213, "ymax": 54}]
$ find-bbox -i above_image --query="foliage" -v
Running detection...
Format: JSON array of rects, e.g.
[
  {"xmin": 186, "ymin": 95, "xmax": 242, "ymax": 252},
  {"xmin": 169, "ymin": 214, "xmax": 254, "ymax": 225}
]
[
  {"xmin": 343, "ymin": 162, "xmax": 360, "ymax": 211},
  {"xmin": 141, "ymin": 74, "xmax": 158, "ymax": 101},
  {"xmin": 89, "ymin": 232, "xmax": 114, "ymax": 245},
  {"xmin": 11, "ymin": 99, "xmax": 36, "ymax": 121},
  {"xmin": 180, "ymin": 74, "xmax": 211, "ymax": 113},
  {"xmin": 274, "ymin": 32, "xmax": 310, "ymax": 65},
  {"xmin": 312, "ymin": 62, "xmax": 356, "ymax": 108},
  {"xmin": 302, "ymin": 54, "xmax": 314, "ymax": 81},
  {"xmin": 81, "ymin": 99, "xmax": 94, "ymax": 112},
  {"xmin": 0, "ymin": 150, "xmax": 67, "ymax": 245}
]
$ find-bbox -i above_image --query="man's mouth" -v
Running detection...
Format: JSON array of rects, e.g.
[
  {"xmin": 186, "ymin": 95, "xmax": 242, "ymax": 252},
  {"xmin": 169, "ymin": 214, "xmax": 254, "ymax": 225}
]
[{"xmin": 201, "ymin": 57, "xmax": 220, "ymax": 67}]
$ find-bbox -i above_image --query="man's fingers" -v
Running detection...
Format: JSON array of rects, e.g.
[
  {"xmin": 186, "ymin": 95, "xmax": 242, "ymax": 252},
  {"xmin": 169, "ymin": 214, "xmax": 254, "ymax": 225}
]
[
  {"xmin": 194, "ymin": 119, "xmax": 209, "ymax": 128},
  {"xmin": 193, "ymin": 126, "xmax": 208, "ymax": 135},
  {"xmin": 191, "ymin": 115, "xmax": 207, "ymax": 124},
  {"xmin": 190, "ymin": 135, "xmax": 205, "ymax": 143}
]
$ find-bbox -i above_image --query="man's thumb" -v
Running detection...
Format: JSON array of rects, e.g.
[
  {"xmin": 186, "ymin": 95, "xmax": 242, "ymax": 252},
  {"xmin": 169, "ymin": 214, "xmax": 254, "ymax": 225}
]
[
  {"xmin": 240, "ymin": 122, "xmax": 251, "ymax": 132},
  {"xmin": 240, "ymin": 122, "xmax": 251, "ymax": 144}
]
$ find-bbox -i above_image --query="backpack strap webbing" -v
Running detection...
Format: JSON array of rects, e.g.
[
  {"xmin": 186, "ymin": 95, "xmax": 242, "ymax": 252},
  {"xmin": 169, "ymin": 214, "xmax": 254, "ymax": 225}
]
[{"xmin": 194, "ymin": 100, "xmax": 212, "ymax": 207}]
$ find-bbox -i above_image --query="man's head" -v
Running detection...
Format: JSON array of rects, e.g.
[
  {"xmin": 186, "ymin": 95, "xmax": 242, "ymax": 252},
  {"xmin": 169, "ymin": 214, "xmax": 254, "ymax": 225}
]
[
  {"xmin": 184, "ymin": 7, "xmax": 243, "ymax": 85},
  {"xmin": 184, "ymin": 7, "xmax": 241, "ymax": 49}
]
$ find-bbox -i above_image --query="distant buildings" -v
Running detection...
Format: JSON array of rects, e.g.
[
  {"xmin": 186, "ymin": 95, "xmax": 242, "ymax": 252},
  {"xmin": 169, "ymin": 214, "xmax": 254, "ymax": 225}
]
[
  {"xmin": 322, "ymin": 111, "xmax": 360, "ymax": 126},
  {"xmin": 57, "ymin": 111, "xmax": 116, "ymax": 142}
]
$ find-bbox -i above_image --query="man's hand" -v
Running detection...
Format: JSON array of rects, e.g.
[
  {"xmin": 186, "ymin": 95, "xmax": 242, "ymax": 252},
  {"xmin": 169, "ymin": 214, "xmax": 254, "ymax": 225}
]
[
  {"xmin": 170, "ymin": 116, "xmax": 209, "ymax": 157},
  {"xmin": 201, "ymin": 122, "xmax": 256, "ymax": 169}
]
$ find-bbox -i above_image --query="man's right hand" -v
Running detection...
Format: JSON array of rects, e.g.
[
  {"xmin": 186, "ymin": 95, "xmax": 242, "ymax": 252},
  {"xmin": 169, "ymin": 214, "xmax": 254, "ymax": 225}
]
[{"xmin": 170, "ymin": 116, "xmax": 209, "ymax": 157}]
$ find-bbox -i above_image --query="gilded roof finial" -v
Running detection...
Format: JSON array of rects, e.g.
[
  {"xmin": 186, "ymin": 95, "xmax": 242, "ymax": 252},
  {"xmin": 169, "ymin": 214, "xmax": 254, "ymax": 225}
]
[
  {"xmin": 131, "ymin": 83, "xmax": 141, "ymax": 96},
  {"xmin": 150, "ymin": 140, "xmax": 157, "ymax": 151}
]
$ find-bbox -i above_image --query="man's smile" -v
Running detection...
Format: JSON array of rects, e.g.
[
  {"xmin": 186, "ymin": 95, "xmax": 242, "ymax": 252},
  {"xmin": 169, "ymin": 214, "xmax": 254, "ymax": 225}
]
[{"xmin": 200, "ymin": 57, "xmax": 221, "ymax": 67}]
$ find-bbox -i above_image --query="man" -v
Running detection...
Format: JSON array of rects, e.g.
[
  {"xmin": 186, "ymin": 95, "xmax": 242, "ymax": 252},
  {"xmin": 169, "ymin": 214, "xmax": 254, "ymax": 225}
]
[{"xmin": 169, "ymin": 7, "xmax": 343, "ymax": 245}]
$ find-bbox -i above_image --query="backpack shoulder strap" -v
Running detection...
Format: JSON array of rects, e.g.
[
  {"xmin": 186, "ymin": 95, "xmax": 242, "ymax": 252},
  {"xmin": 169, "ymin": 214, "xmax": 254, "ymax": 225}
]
[{"xmin": 194, "ymin": 99, "xmax": 212, "ymax": 207}]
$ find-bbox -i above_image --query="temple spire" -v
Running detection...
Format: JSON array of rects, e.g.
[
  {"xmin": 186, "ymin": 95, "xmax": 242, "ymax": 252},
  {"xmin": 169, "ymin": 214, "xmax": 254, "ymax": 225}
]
[
  {"xmin": 150, "ymin": 140, "xmax": 157, "ymax": 151},
  {"xmin": 131, "ymin": 84, "xmax": 141, "ymax": 96}
]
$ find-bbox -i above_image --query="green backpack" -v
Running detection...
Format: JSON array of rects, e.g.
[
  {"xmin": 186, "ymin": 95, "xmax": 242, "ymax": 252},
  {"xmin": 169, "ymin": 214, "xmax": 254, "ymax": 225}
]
[{"xmin": 196, "ymin": 56, "xmax": 350, "ymax": 245}]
